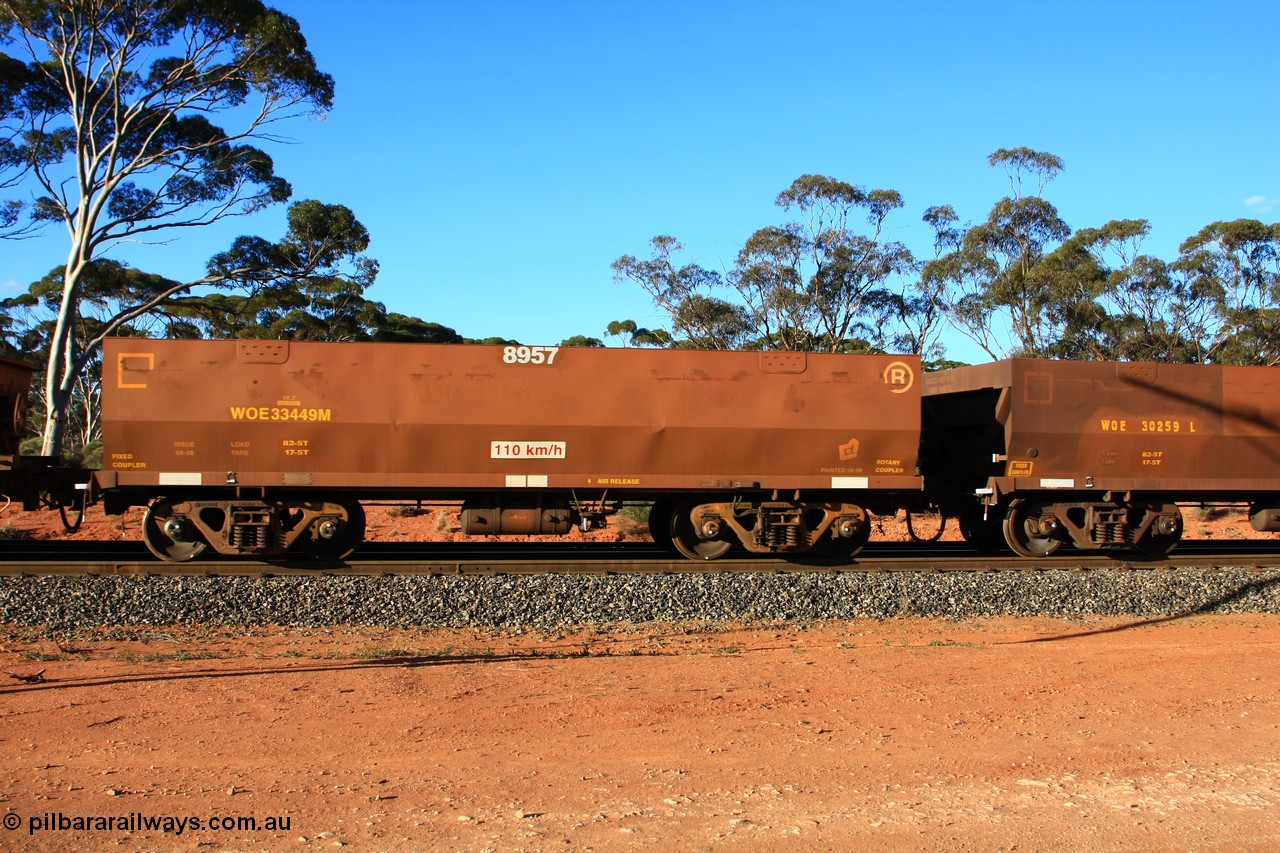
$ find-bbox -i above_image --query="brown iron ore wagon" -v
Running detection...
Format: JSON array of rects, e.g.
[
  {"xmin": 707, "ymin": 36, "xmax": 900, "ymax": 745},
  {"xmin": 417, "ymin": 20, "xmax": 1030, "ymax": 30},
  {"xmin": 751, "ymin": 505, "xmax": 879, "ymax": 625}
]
[
  {"xmin": 922, "ymin": 359, "xmax": 1280, "ymax": 557},
  {"xmin": 97, "ymin": 339, "xmax": 923, "ymax": 562}
]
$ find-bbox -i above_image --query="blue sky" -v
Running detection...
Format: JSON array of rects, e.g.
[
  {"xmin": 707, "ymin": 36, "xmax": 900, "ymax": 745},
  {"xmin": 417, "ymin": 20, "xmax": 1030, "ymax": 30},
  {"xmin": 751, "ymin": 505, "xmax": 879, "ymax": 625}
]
[{"xmin": 4, "ymin": 0, "xmax": 1278, "ymax": 360}]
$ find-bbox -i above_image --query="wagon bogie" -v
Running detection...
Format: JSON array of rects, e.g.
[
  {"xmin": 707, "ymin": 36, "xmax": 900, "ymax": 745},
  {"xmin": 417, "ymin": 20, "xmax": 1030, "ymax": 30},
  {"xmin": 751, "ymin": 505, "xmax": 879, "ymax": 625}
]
[
  {"xmin": 139, "ymin": 495, "xmax": 365, "ymax": 562},
  {"xmin": 999, "ymin": 497, "xmax": 1182, "ymax": 557},
  {"xmin": 650, "ymin": 496, "xmax": 873, "ymax": 560}
]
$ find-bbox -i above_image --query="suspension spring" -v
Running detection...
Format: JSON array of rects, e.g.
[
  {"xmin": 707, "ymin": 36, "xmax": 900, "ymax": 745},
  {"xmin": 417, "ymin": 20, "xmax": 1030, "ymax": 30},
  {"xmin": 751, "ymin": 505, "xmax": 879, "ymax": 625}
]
[
  {"xmin": 1091, "ymin": 508, "xmax": 1129, "ymax": 545},
  {"xmin": 230, "ymin": 523, "xmax": 273, "ymax": 550},
  {"xmin": 763, "ymin": 512, "xmax": 803, "ymax": 549}
]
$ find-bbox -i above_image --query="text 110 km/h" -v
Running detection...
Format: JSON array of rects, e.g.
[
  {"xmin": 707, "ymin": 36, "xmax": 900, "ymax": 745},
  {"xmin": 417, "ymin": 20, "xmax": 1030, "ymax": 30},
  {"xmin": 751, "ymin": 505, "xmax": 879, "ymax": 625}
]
[{"xmin": 490, "ymin": 441, "xmax": 567, "ymax": 459}]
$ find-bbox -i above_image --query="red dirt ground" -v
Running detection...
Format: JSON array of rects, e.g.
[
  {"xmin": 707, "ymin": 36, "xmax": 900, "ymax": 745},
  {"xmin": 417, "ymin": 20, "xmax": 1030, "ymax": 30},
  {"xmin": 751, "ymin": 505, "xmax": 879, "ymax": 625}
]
[
  {"xmin": 2, "ymin": 504, "xmax": 1278, "ymax": 851},
  {"xmin": 2, "ymin": 617, "xmax": 1278, "ymax": 852}
]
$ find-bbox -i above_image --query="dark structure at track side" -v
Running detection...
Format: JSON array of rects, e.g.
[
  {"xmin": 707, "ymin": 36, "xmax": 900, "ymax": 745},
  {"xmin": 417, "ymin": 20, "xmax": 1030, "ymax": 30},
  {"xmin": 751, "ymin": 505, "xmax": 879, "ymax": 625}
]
[{"xmin": 0, "ymin": 354, "xmax": 88, "ymax": 519}]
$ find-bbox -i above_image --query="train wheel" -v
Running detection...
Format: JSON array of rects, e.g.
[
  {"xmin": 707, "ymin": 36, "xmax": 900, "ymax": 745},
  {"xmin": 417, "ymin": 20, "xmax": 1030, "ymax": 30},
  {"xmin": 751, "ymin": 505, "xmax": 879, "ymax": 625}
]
[
  {"xmin": 301, "ymin": 501, "xmax": 366, "ymax": 561},
  {"xmin": 142, "ymin": 498, "xmax": 209, "ymax": 562},
  {"xmin": 1002, "ymin": 500, "xmax": 1062, "ymax": 558},
  {"xmin": 670, "ymin": 500, "xmax": 733, "ymax": 560},
  {"xmin": 1135, "ymin": 505, "xmax": 1182, "ymax": 557}
]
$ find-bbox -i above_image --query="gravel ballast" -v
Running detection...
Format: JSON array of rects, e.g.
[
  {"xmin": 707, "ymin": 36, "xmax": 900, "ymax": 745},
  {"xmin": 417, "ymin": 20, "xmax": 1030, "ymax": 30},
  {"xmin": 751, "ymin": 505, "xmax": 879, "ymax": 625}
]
[{"xmin": 2, "ymin": 569, "xmax": 1278, "ymax": 630}]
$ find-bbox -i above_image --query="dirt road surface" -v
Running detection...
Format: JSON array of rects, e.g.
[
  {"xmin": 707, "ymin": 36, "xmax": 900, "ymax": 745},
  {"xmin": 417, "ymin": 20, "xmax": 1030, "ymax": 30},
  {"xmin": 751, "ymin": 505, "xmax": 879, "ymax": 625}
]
[{"xmin": 2, "ymin": 614, "xmax": 1278, "ymax": 852}]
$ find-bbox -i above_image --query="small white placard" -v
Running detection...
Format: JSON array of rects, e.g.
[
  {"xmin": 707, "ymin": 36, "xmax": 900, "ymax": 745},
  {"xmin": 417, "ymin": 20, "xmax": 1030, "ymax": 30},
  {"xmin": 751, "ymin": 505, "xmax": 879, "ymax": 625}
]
[
  {"xmin": 831, "ymin": 476, "xmax": 870, "ymax": 489},
  {"xmin": 1040, "ymin": 478, "xmax": 1075, "ymax": 488},
  {"xmin": 159, "ymin": 472, "xmax": 203, "ymax": 486}
]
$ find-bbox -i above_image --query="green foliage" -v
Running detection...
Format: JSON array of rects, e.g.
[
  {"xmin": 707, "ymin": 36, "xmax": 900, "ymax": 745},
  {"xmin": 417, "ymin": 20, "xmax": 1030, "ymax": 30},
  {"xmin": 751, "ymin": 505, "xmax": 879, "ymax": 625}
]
[
  {"xmin": 617, "ymin": 502, "xmax": 653, "ymax": 528},
  {"xmin": 612, "ymin": 174, "xmax": 921, "ymax": 354},
  {"xmin": 924, "ymin": 150, "xmax": 1074, "ymax": 359},
  {"xmin": 466, "ymin": 336, "xmax": 520, "ymax": 346},
  {"xmin": 1, "ymin": 0, "xmax": 332, "ymax": 237},
  {"xmin": 614, "ymin": 149, "xmax": 1278, "ymax": 364},
  {"xmin": 922, "ymin": 148, "xmax": 1280, "ymax": 364},
  {"xmin": 1173, "ymin": 219, "xmax": 1280, "ymax": 365},
  {"xmin": 987, "ymin": 147, "xmax": 1065, "ymax": 197},
  {"xmin": 18, "ymin": 434, "xmax": 98, "ymax": 467},
  {"xmin": 370, "ymin": 314, "xmax": 463, "ymax": 344},
  {"xmin": 191, "ymin": 200, "xmax": 383, "ymax": 341},
  {"xmin": 605, "ymin": 319, "xmax": 673, "ymax": 348},
  {"xmin": 66, "ymin": 439, "xmax": 102, "ymax": 469},
  {"xmin": 559, "ymin": 335, "xmax": 603, "ymax": 347},
  {"xmin": 611, "ymin": 235, "xmax": 752, "ymax": 350}
]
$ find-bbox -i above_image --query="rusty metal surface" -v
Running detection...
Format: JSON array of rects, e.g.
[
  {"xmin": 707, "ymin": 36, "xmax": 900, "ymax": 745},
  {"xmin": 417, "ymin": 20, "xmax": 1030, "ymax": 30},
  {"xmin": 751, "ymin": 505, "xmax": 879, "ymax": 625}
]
[
  {"xmin": 0, "ymin": 355, "xmax": 36, "ymax": 458},
  {"xmin": 2, "ymin": 355, "xmax": 91, "ymax": 511},
  {"xmin": 923, "ymin": 359, "xmax": 1280, "ymax": 496},
  {"xmin": 0, "ymin": 354, "xmax": 36, "ymax": 394},
  {"xmin": 100, "ymin": 340, "xmax": 922, "ymax": 497}
]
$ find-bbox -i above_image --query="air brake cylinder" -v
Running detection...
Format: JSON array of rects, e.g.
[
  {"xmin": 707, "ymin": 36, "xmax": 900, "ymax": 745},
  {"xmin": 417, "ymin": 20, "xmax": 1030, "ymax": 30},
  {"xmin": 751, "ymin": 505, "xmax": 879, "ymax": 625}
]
[
  {"xmin": 460, "ymin": 497, "xmax": 575, "ymax": 535},
  {"xmin": 1250, "ymin": 506, "xmax": 1280, "ymax": 532}
]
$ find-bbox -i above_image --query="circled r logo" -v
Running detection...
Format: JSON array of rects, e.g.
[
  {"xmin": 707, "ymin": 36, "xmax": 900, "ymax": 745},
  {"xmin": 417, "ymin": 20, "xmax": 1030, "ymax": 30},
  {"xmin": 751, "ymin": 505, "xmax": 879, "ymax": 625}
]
[{"xmin": 883, "ymin": 361, "xmax": 915, "ymax": 394}]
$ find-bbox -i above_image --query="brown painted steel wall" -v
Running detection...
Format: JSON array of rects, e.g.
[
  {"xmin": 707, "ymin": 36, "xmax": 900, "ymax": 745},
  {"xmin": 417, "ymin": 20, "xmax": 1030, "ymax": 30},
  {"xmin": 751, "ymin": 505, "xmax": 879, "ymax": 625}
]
[
  {"xmin": 0, "ymin": 355, "xmax": 36, "ymax": 458},
  {"xmin": 99, "ymin": 340, "xmax": 922, "ymax": 495},
  {"xmin": 923, "ymin": 359, "xmax": 1280, "ymax": 493}
]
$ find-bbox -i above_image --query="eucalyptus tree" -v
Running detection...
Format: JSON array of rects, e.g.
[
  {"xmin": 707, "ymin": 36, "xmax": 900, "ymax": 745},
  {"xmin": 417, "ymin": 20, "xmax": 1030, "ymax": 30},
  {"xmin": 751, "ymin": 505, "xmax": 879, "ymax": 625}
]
[
  {"xmin": 199, "ymin": 199, "xmax": 381, "ymax": 342},
  {"xmin": 1173, "ymin": 219, "xmax": 1280, "ymax": 365},
  {"xmin": 1051, "ymin": 220, "xmax": 1214, "ymax": 363},
  {"xmin": 604, "ymin": 319, "xmax": 672, "ymax": 348},
  {"xmin": 3, "ymin": 258, "xmax": 175, "ymax": 451},
  {"xmin": 610, "ymin": 235, "xmax": 754, "ymax": 350},
  {"xmin": 923, "ymin": 148, "xmax": 1072, "ymax": 359},
  {"xmin": 1, "ymin": 48, "xmax": 33, "ymax": 232},
  {"xmin": 558, "ymin": 335, "xmax": 604, "ymax": 348},
  {"xmin": 905, "ymin": 204, "xmax": 965, "ymax": 362},
  {"xmin": 613, "ymin": 175, "xmax": 916, "ymax": 353},
  {"xmin": 1, "ymin": 0, "xmax": 339, "ymax": 454},
  {"xmin": 369, "ymin": 314, "xmax": 463, "ymax": 345},
  {"xmin": 733, "ymin": 174, "xmax": 914, "ymax": 352},
  {"xmin": 2, "ymin": 199, "xmax": 378, "ymax": 450}
]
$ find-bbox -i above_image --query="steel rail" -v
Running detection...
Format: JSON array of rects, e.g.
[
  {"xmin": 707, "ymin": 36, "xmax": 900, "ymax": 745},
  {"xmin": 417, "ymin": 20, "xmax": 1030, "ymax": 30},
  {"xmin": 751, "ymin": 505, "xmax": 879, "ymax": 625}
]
[{"xmin": 1, "ymin": 540, "xmax": 1277, "ymax": 577}]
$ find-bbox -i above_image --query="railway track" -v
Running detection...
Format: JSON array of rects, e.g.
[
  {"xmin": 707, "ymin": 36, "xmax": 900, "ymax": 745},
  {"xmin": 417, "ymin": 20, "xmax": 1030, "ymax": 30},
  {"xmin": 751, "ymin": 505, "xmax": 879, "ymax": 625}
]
[{"xmin": 3, "ymin": 539, "xmax": 1279, "ymax": 577}]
